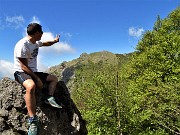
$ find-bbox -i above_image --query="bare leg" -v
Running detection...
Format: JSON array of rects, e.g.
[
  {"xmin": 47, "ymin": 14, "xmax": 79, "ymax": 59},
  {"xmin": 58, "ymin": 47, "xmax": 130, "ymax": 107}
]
[
  {"xmin": 23, "ymin": 79, "xmax": 36, "ymax": 117},
  {"xmin": 46, "ymin": 75, "xmax": 58, "ymax": 95},
  {"xmin": 44, "ymin": 74, "xmax": 63, "ymax": 108}
]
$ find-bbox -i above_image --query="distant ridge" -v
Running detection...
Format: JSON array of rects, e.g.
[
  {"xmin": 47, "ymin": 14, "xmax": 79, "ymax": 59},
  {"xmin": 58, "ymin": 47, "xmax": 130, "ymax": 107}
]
[{"xmin": 47, "ymin": 51, "xmax": 132, "ymax": 91}]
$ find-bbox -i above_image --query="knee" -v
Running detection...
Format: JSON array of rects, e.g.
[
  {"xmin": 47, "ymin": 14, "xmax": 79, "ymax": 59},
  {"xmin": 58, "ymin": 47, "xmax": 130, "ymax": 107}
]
[
  {"xmin": 24, "ymin": 82, "xmax": 36, "ymax": 94},
  {"xmin": 53, "ymin": 75, "xmax": 58, "ymax": 83},
  {"xmin": 47, "ymin": 75, "xmax": 58, "ymax": 83}
]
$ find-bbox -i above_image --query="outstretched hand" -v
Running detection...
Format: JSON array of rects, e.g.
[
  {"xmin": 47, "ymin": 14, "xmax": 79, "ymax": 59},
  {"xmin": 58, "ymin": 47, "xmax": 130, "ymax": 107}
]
[
  {"xmin": 41, "ymin": 34, "xmax": 60, "ymax": 46},
  {"xmin": 54, "ymin": 34, "xmax": 60, "ymax": 43}
]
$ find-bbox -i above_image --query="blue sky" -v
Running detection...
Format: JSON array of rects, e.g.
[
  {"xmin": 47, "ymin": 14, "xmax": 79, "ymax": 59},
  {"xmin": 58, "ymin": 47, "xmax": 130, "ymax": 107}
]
[{"xmin": 0, "ymin": 0, "xmax": 179, "ymax": 78}]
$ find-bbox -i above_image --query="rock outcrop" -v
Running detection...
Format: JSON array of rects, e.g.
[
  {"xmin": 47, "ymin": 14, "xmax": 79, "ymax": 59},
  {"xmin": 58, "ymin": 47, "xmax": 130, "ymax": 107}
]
[{"xmin": 0, "ymin": 77, "xmax": 88, "ymax": 135}]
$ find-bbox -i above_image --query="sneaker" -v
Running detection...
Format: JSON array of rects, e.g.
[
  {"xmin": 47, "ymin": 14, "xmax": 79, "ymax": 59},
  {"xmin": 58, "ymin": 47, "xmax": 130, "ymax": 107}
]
[
  {"xmin": 44, "ymin": 96, "xmax": 63, "ymax": 108},
  {"xmin": 27, "ymin": 116, "xmax": 39, "ymax": 135}
]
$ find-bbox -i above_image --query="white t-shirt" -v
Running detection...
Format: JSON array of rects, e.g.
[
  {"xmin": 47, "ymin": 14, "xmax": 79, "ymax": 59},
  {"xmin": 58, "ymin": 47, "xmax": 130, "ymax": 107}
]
[{"xmin": 14, "ymin": 37, "xmax": 43, "ymax": 72}]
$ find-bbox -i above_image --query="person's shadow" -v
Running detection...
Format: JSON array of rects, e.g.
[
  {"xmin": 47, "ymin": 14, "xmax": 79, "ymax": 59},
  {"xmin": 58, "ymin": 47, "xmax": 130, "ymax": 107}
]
[
  {"xmin": 61, "ymin": 66, "xmax": 75, "ymax": 84},
  {"xmin": 35, "ymin": 79, "xmax": 87, "ymax": 135}
]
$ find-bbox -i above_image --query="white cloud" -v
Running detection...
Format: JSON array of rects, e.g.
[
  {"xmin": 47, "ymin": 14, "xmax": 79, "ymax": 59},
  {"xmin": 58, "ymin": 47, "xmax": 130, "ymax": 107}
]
[
  {"xmin": 61, "ymin": 32, "xmax": 72, "ymax": 41},
  {"xmin": 0, "ymin": 17, "xmax": 4, "ymax": 30},
  {"xmin": 40, "ymin": 32, "xmax": 75, "ymax": 54},
  {"xmin": 129, "ymin": 27, "xmax": 144, "ymax": 38},
  {"xmin": 30, "ymin": 16, "xmax": 41, "ymax": 24},
  {"xmin": 5, "ymin": 15, "xmax": 25, "ymax": 29},
  {"xmin": 0, "ymin": 58, "xmax": 48, "ymax": 79},
  {"xmin": 0, "ymin": 60, "xmax": 14, "ymax": 79},
  {"xmin": 37, "ymin": 56, "xmax": 48, "ymax": 72},
  {"xmin": 28, "ymin": 16, "xmax": 75, "ymax": 54},
  {"xmin": 64, "ymin": 33, "xmax": 72, "ymax": 38}
]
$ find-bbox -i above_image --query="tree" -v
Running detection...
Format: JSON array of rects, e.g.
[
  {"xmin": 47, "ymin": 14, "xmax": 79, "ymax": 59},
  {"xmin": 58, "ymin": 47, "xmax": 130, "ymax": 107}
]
[{"xmin": 122, "ymin": 7, "xmax": 180, "ymax": 134}]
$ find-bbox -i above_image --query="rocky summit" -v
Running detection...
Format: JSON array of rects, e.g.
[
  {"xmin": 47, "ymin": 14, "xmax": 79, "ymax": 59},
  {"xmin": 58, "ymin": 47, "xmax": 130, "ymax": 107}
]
[{"xmin": 0, "ymin": 77, "xmax": 87, "ymax": 135}]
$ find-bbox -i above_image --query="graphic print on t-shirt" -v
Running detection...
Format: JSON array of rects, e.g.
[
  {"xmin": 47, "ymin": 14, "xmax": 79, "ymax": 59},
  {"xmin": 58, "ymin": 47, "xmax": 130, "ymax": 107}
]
[{"xmin": 31, "ymin": 48, "xmax": 38, "ymax": 58}]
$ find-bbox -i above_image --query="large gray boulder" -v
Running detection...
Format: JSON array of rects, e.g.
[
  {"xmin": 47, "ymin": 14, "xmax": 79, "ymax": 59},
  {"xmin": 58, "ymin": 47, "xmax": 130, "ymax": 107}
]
[{"xmin": 0, "ymin": 77, "xmax": 87, "ymax": 135}]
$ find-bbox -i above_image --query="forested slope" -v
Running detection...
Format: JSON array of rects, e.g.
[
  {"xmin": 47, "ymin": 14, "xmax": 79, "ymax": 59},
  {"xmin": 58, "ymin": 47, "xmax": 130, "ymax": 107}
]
[{"xmin": 49, "ymin": 7, "xmax": 179, "ymax": 135}]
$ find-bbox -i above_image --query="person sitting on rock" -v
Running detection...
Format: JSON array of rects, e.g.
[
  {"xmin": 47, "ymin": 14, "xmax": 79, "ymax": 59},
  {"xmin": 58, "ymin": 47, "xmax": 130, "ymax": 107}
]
[{"xmin": 13, "ymin": 23, "xmax": 62, "ymax": 135}]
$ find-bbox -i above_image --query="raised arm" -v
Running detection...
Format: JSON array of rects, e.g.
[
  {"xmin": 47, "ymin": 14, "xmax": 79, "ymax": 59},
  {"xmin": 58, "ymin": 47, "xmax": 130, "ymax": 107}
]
[{"xmin": 42, "ymin": 34, "xmax": 60, "ymax": 46}]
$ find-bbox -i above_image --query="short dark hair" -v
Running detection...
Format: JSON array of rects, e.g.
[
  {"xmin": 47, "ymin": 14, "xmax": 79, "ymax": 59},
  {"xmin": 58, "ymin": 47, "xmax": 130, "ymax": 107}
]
[{"xmin": 27, "ymin": 23, "xmax": 43, "ymax": 35}]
